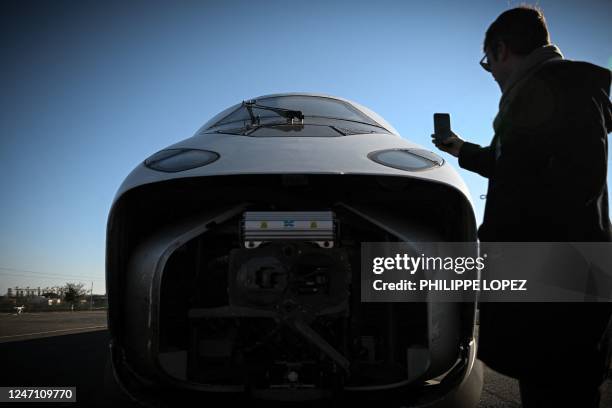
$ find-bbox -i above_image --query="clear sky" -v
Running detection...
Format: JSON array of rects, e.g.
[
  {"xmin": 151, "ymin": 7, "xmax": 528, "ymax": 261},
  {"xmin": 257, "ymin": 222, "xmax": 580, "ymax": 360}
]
[{"xmin": 1, "ymin": 0, "xmax": 610, "ymax": 295}]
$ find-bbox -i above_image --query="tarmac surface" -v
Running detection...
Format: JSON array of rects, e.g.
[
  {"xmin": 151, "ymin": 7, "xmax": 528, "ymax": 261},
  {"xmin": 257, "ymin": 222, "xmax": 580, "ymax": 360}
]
[
  {"xmin": 0, "ymin": 311, "xmax": 610, "ymax": 407},
  {"xmin": 0, "ymin": 311, "xmax": 107, "ymax": 343}
]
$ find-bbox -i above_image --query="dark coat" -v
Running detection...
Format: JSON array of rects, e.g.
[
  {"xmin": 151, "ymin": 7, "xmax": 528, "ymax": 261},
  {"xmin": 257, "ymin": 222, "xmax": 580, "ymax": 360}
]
[
  {"xmin": 459, "ymin": 60, "xmax": 612, "ymax": 379},
  {"xmin": 461, "ymin": 60, "xmax": 611, "ymax": 242}
]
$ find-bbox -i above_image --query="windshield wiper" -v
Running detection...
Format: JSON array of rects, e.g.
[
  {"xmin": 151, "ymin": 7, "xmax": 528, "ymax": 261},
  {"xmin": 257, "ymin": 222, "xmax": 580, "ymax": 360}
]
[
  {"xmin": 213, "ymin": 120, "xmax": 304, "ymax": 136},
  {"xmin": 243, "ymin": 99, "xmax": 304, "ymax": 126},
  {"xmin": 244, "ymin": 121, "xmax": 305, "ymax": 135},
  {"xmin": 311, "ymin": 116, "xmax": 389, "ymax": 132}
]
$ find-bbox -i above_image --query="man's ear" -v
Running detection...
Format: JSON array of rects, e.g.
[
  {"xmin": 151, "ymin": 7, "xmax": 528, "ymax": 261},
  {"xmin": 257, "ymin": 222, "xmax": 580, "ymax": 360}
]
[{"xmin": 495, "ymin": 41, "xmax": 509, "ymax": 62}]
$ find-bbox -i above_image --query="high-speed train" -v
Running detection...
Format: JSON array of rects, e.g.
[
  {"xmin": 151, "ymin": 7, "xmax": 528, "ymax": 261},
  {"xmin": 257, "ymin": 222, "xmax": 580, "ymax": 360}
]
[{"xmin": 105, "ymin": 93, "xmax": 483, "ymax": 407}]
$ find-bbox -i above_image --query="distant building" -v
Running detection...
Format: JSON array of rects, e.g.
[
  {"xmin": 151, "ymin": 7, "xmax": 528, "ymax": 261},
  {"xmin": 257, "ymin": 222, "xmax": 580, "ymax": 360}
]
[
  {"xmin": 11, "ymin": 286, "xmax": 41, "ymax": 297},
  {"xmin": 7, "ymin": 286, "xmax": 65, "ymax": 298},
  {"xmin": 28, "ymin": 296, "xmax": 48, "ymax": 305},
  {"xmin": 4, "ymin": 286, "xmax": 106, "ymax": 309}
]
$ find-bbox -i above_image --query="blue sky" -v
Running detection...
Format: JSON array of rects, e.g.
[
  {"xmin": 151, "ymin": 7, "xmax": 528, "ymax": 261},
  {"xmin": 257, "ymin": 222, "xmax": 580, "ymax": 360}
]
[{"xmin": 0, "ymin": 0, "xmax": 610, "ymax": 295}]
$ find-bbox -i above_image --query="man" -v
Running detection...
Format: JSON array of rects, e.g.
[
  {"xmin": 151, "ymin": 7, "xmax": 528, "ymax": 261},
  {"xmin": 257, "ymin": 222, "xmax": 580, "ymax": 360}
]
[{"xmin": 432, "ymin": 6, "xmax": 612, "ymax": 407}]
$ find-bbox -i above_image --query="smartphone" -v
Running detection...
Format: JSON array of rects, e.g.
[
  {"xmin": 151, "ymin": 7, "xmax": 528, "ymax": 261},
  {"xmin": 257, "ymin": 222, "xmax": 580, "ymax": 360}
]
[{"xmin": 433, "ymin": 113, "xmax": 451, "ymax": 142}]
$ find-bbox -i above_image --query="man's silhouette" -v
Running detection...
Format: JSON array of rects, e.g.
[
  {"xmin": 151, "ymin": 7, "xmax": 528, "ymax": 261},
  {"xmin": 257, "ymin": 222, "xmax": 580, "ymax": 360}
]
[{"xmin": 432, "ymin": 6, "xmax": 612, "ymax": 407}]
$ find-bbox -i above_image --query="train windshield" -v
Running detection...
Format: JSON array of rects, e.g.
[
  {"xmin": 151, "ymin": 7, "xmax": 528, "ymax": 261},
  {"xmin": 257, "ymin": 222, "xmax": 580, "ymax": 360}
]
[{"xmin": 208, "ymin": 95, "xmax": 382, "ymax": 129}]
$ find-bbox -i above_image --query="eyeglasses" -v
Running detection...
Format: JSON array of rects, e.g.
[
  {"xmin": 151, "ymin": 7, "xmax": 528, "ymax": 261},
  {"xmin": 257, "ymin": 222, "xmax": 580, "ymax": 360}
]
[{"xmin": 480, "ymin": 54, "xmax": 491, "ymax": 72}]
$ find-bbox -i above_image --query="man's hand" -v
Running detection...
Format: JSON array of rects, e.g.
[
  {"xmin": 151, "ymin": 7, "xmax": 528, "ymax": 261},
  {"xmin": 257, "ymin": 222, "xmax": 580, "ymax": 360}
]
[{"xmin": 431, "ymin": 131, "xmax": 464, "ymax": 157}]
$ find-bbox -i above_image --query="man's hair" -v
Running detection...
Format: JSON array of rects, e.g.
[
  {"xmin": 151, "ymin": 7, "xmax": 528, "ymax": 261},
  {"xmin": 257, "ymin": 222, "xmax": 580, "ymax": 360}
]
[{"xmin": 484, "ymin": 5, "xmax": 550, "ymax": 58}]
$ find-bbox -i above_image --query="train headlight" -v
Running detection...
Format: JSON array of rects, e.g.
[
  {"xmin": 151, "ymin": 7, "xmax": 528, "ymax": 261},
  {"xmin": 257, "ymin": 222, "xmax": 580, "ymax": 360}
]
[
  {"xmin": 368, "ymin": 148, "xmax": 444, "ymax": 171},
  {"xmin": 144, "ymin": 148, "xmax": 219, "ymax": 173}
]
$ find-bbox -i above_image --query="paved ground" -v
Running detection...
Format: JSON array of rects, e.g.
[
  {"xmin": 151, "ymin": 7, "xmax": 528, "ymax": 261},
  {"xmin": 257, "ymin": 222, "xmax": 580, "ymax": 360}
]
[
  {"xmin": 0, "ymin": 311, "xmax": 610, "ymax": 407},
  {"xmin": 478, "ymin": 365, "xmax": 612, "ymax": 408},
  {"xmin": 0, "ymin": 311, "xmax": 107, "ymax": 343}
]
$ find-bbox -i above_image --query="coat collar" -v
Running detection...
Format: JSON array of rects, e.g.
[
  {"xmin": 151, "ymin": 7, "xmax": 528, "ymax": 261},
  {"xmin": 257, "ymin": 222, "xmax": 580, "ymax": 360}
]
[{"xmin": 493, "ymin": 44, "xmax": 564, "ymax": 133}]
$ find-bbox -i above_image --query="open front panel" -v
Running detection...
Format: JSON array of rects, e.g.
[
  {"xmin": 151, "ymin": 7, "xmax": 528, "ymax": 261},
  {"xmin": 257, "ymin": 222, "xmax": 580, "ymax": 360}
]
[{"xmin": 108, "ymin": 174, "xmax": 476, "ymax": 400}]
